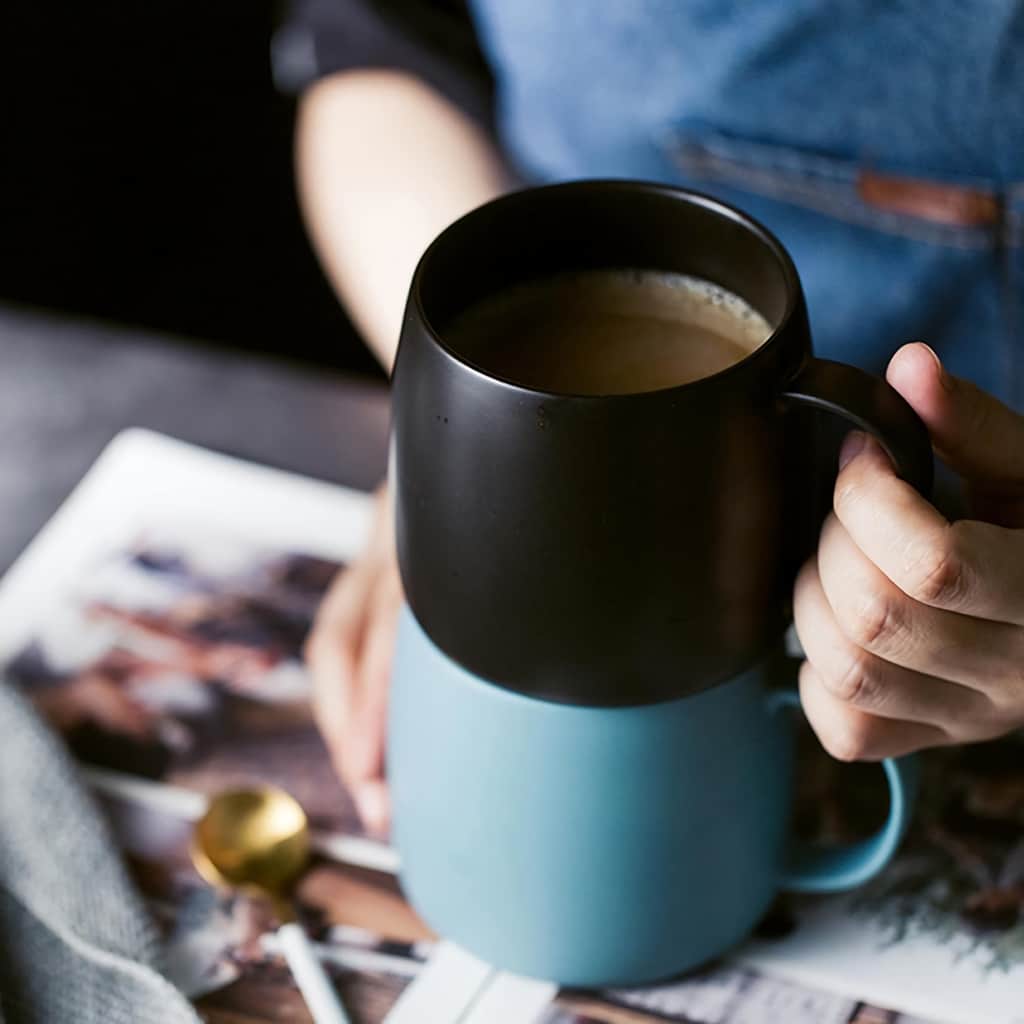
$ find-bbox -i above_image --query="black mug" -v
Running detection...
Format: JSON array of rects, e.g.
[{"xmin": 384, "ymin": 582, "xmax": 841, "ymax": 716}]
[{"xmin": 391, "ymin": 180, "xmax": 933, "ymax": 708}]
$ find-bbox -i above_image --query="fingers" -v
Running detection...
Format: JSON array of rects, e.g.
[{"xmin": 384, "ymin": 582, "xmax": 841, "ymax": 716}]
[
  {"xmin": 305, "ymin": 488, "xmax": 401, "ymax": 835},
  {"xmin": 816, "ymin": 511, "xmax": 1024, "ymax": 698},
  {"xmin": 793, "ymin": 349, "xmax": 1024, "ymax": 761},
  {"xmin": 887, "ymin": 342, "xmax": 1024, "ymax": 489},
  {"xmin": 834, "ymin": 432, "xmax": 1024, "ymax": 625},
  {"xmin": 306, "ymin": 559, "xmax": 372, "ymax": 777},
  {"xmin": 306, "ymin": 559, "xmax": 396, "ymax": 835},
  {"xmin": 794, "ymin": 558, "xmax": 994, "ymax": 737},
  {"xmin": 798, "ymin": 661, "xmax": 950, "ymax": 761},
  {"xmin": 346, "ymin": 565, "xmax": 401, "ymax": 834}
]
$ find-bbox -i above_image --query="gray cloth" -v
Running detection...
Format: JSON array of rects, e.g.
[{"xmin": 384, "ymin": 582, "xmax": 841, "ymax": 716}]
[{"xmin": 0, "ymin": 683, "xmax": 199, "ymax": 1024}]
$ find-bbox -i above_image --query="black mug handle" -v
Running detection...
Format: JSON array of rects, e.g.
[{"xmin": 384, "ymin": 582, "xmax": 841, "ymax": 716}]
[{"xmin": 781, "ymin": 357, "xmax": 934, "ymax": 498}]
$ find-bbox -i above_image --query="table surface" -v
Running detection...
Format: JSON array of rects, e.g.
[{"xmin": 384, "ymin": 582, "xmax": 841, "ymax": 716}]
[{"xmin": 0, "ymin": 303, "xmax": 391, "ymax": 572}]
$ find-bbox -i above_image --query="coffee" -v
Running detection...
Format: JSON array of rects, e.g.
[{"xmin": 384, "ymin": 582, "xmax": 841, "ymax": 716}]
[{"xmin": 443, "ymin": 269, "xmax": 772, "ymax": 395}]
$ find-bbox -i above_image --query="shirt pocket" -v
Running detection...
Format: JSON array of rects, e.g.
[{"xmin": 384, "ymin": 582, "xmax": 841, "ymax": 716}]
[{"xmin": 665, "ymin": 125, "xmax": 1001, "ymax": 252}]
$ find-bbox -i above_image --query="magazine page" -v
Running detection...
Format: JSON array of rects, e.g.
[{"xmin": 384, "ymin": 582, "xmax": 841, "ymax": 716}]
[
  {"xmin": 0, "ymin": 428, "xmax": 994, "ymax": 1022},
  {"xmin": 738, "ymin": 731, "xmax": 1024, "ymax": 1024}
]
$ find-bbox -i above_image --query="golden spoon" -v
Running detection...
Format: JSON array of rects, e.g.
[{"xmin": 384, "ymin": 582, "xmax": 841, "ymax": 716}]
[{"xmin": 192, "ymin": 785, "xmax": 350, "ymax": 1024}]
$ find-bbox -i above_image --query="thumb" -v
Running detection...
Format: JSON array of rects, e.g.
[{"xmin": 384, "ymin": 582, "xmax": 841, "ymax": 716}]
[{"xmin": 886, "ymin": 342, "xmax": 1024, "ymax": 490}]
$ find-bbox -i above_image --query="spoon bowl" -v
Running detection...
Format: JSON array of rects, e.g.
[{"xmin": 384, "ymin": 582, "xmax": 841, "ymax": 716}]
[{"xmin": 193, "ymin": 785, "xmax": 310, "ymax": 896}]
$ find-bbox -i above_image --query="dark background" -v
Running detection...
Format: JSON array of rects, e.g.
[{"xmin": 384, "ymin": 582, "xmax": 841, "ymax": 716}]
[{"xmin": 0, "ymin": 3, "xmax": 380, "ymax": 378}]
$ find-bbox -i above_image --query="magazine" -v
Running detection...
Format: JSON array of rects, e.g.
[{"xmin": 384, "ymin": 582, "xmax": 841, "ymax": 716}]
[{"xmin": 2, "ymin": 428, "xmax": 1010, "ymax": 1022}]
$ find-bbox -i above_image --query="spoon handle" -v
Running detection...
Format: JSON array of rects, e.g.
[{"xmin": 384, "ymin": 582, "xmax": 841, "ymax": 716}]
[{"xmin": 277, "ymin": 922, "xmax": 351, "ymax": 1024}]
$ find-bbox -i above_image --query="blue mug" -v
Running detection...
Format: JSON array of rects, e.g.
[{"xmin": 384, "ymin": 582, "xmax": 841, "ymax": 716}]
[{"xmin": 390, "ymin": 606, "xmax": 916, "ymax": 986}]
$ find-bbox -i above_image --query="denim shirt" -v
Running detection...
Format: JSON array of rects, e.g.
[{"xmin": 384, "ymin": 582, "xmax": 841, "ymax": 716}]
[{"xmin": 468, "ymin": 2, "xmax": 1024, "ymax": 408}]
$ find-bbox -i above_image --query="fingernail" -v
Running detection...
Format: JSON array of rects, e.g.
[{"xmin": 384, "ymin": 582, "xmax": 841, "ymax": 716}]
[
  {"xmin": 355, "ymin": 781, "xmax": 389, "ymax": 835},
  {"xmin": 917, "ymin": 341, "xmax": 952, "ymax": 391},
  {"xmin": 838, "ymin": 430, "xmax": 867, "ymax": 471}
]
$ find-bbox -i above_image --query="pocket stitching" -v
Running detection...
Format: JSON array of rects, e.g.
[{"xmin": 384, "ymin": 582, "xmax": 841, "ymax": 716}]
[{"xmin": 671, "ymin": 139, "xmax": 999, "ymax": 251}]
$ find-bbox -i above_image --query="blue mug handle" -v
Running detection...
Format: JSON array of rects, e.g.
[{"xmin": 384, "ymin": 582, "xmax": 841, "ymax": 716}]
[{"xmin": 766, "ymin": 688, "xmax": 919, "ymax": 894}]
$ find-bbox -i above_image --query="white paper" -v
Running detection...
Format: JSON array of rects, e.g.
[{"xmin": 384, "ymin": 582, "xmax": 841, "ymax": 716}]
[
  {"xmin": 739, "ymin": 896, "xmax": 1024, "ymax": 1024},
  {"xmin": 383, "ymin": 941, "xmax": 493, "ymax": 1024},
  {"xmin": 461, "ymin": 973, "xmax": 557, "ymax": 1024},
  {"xmin": 0, "ymin": 428, "xmax": 372, "ymax": 662}
]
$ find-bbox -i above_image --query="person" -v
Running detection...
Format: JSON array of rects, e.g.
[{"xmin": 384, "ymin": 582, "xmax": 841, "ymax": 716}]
[{"xmin": 274, "ymin": 1, "xmax": 1024, "ymax": 834}]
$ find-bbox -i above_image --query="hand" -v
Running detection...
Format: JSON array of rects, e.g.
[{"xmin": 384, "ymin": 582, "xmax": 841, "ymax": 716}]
[
  {"xmin": 794, "ymin": 342, "xmax": 1024, "ymax": 760},
  {"xmin": 305, "ymin": 485, "xmax": 400, "ymax": 834}
]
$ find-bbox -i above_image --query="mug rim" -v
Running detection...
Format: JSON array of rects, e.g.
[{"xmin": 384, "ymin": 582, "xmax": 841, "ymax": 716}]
[{"xmin": 409, "ymin": 179, "xmax": 803, "ymax": 401}]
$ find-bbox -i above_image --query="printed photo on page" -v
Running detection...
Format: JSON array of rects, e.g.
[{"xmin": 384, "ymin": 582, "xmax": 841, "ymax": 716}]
[{"xmin": 4, "ymin": 523, "xmax": 365, "ymax": 841}]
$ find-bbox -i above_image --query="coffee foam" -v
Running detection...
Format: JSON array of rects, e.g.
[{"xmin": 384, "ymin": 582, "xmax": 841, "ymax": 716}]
[
  {"xmin": 444, "ymin": 267, "xmax": 774, "ymax": 394},
  {"xmin": 590, "ymin": 269, "xmax": 772, "ymax": 351}
]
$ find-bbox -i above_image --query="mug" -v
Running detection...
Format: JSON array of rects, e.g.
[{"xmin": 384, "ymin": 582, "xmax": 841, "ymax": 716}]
[
  {"xmin": 388, "ymin": 181, "xmax": 933, "ymax": 985},
  {"xmin": 391, "ymin": 181, "xmax": 932, "ymax": 704},
  {"xmin": 391, "ymin": 611, "xmax": 917, "ymax": 985}
]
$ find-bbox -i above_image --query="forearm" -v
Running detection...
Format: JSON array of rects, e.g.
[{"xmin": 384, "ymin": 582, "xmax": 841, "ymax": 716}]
[{"xmin": 296, "ymin": 69, "xmax": 511, "ymax": 371}]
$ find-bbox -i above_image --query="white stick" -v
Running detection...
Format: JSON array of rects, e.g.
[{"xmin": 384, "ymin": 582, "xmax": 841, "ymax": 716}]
[{"xmin": 277, "ymin": 922, "xmax": 351, "ymax": 1024}]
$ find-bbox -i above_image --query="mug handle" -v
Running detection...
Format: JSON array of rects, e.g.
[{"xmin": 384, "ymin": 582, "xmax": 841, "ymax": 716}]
[
  {"xmin": 766, "ymin": 688, "xmax": 919, "ymax": 893},
  {"xmin": 775, "ymin": 355, "xmax": 930, "ymax": 891},
  {"xmin": 781, "ymin": 357, "xmax": 934, "ymax": 497}
]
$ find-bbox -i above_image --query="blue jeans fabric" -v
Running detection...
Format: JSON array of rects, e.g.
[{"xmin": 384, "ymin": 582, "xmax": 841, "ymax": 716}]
[{"xmin": 468, "ymin": 2, "xmax": 1024, "ymax": 407}]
